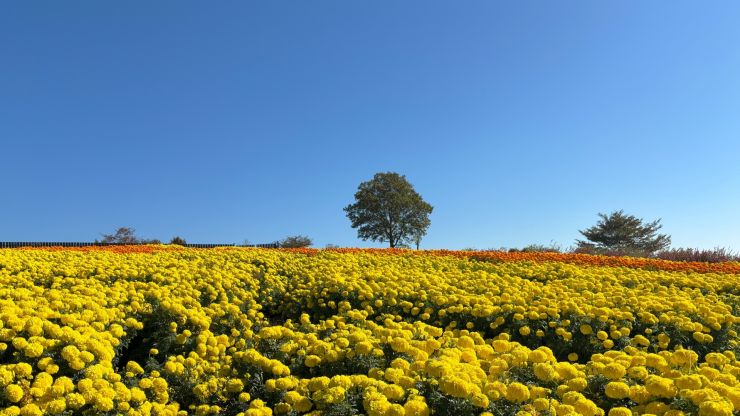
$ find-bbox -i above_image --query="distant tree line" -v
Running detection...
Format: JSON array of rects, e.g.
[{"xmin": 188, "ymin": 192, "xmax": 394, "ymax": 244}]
[
  {"xmin": 466, "ymin": 211, "xmax": 738, "ymax": 263},
  {"xmin": 91, "ymin": 173, "xmax": 734, "ymax": 263},
  {"xmin": 97, "ymin": 228, "xmax": 187, "ymax": 245},
  {"xmin": 96, "ymin": 227, "xmax": 314, "ymax": 248}
]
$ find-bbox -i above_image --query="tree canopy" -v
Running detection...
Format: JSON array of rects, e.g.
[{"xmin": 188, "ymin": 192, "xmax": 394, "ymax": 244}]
[
  {"xmin": 280, "ymin": 235, "xmax": 313, "ymax": 248},
  {"xmin": 169, "ymin": 236, "xmax": 187, "ymax": 245},
  {"xmin": 577, "ymin": 210, "xmax": 671, "ymax": 255},
  {"xmin": 100, "ymin": 227, "xmax": 140, "ymax": 244},
  {"xmin": 344, "ymin": 172, "xmax": 432, "ymax": 248}
]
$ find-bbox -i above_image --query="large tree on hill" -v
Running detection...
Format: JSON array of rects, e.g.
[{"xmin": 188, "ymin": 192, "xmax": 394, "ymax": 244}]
[
  {"xmin": 577, "ymin": 210, "xmax": 671, "ymax": 255},
  {"xmin": 344, "ymin": 172, "xmax": 433, "ymax": 248}
]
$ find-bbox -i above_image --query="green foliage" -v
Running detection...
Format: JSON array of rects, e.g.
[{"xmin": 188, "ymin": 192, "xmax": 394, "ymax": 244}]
[
  {"xmin": 169, "ymin": 236, "xmax": 187, "ymax": 245},
  {"xmin": 509, "ymin": 242, "xmax": 562, "ymax": 253},
  {"xmin": 344, "ymin": 172, "xmax": 433, "ymax": 248},
  {"xmin": 424, "ymin": 386, "xmax": 484, "ymax": 416},
  {"xmin": 655, "ymin": 247, "xmax": 740, "ymax": 262},
  {"xmin": 100, "ymin": 227, "xmax": 140, "ymax": 244},
  {"xmin": 577, "ymin": 210, "xmax": 671, "ymax": 255},
  {"xmin": 99, "ymin": 227, "xmax": 162, "ymax": 244},
  {"xmin": 280, "ymin": 235, "xmax": 313, "ymax": 248}
]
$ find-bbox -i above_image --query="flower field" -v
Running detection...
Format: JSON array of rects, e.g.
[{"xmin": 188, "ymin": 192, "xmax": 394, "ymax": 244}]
[{"xmin": 0, "ymin": 247, "xmax": 738, "ymax": 416}]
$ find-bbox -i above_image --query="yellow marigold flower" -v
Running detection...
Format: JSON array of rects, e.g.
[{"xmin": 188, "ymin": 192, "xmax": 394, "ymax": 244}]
[
  {"xmin": 24, "ymin": 343, "xmax": 43, "ymax": 358},
  {"xmin": 0, "ymin": 369, "xmax": 14, "ymax": 387},
  {"xmin": 671, "ymin": 349, "xmax": 698, "ymax": 367},
  {"xmin": 698, "ymin": 400, "xmax": 733, "ymax": 416},
  {"xmin": 457, "ymin": 335, "xmax": 475, "ymax": 349},
  {"xmin": 533, "ymin": 363, "xmax": 557, "ymax": 382},
  {"xmin": 505, "ymin": 383, "xmax": 530, "ymax": 402},
  {"xmin": 573, "ymin": 398, "xmax": 599, "ymax": 416},
  {"xmin": 307, "ymin": 377, "xmax": 331, "ymax": 392},
  {"xmin": 645, "ymin": 375, "xmax": 677, "ymax": 398},
  {"xmin": 130, "ymin": 387, "xmax": 146, "ymax": 403},
  {"xmin": 705, "ymin": 352, "xmax": 729, "ymax": 367},
  {"xmin": 126, "ymin": 361, "xmax": 144, "ymax": 375},
  {"xmin": 471, "ymin": 392, "xmax": 489, "ymax": 408},
  {"xmin": 139, "ymin": 378, "xmax": 153, "ymax": 389},
  {"xmin": 608, "ymin": 408, "xmax": 632, "ymax": 416},
  {"xmin": 528, "ymin": 349, "xmax": 549, "ymax": 364},
  {"xmin": 13, "ymin": 363, "xmax": 32, "ymax": 379},
  {"xmin": 2, "ymin": 406, "xmax": 20, "ymax": 416},
  {"xmin": 315, "ymin": 386, "xmax": 346, "ymax": 404},
  {"xmin": 276, "ymin": 377, "xmax": 297, "ymax": 390},
  {"xmin": 304, "ymin": 355, "xmax": 322, "ymax": 368},
  {"xmin": 440, "ymin": 376, "xmax": 476, "ymax": 399},
  {"xmin": 68, "ymin": 359, "xmax": 86, "ymax": 371},
  {"xmin": 492, "ymin": 340, "xmax": 510, "ymax": 353},
  {"xmin": 294, "ymin": 396, "xmax": 313, "ymax": 412},
  {"xmin": 382, "ymin": 384, "xmax": 405, "ymax": 401},
  {"xmin": 628, "ymin": 365, "xmax": 648, "ymax": 380},
  {"xmin": 93, "ymin": 396, "xmax": 114, "ymax": 412},
  {"xmin": 225, "ymin": 378, "xmax": 244, "ymax": 393},
  {"xmin": 19, "ymin": 404, "xmax": 42, "ymax": 416},
  {"xmin": 404, "ymin": 398, "xmax": 429, "ymax": 416},
  {"xmin": 12, "ymin": 338, "xmax": 28, "ymax": 350},
  {"xmin": 336, "ymin": 337, "xmax": 350, "ymax": 348},
  {"xmin": 356, "ymin": 341, "xmax": 373, "ymax": 355},
  {"xmin": 65, "ymin": 392, "xmax": 86, "ymax": 409},
  {"xmin": 604, "ymin": 382, "xmax": 630, "ymax": 399},
  {"xmin": 632, "ymin": 335, "xmax": 650, "ymax": 346},
  {"xmin": 602, "ymin": 363, "xmax": 627, "ymax": 380},
  {"xmin": 5, "ymin": 384, "xmax": 25, "ymax": 403},
  {"xmin": 152, "ymin": 377, "xmax": 168, "ymax": 393},
  {"xmin": 567, "ymin": 377, "xmax": 588, "ymax": 391},
  {"xmin": 274, "ymin": 402, "xmax": 291, "ymax": 414},
  {"xmin": 46, "ymin": 399, "xmax": 67, "ymax": 414},
  {"xmin": 675, "ymin": 375, "xmax": 703, "ymax": 390}
]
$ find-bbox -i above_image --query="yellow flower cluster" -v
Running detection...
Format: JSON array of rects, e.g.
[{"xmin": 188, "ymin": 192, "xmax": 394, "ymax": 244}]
[{"xmin": 0, "ymin": 248, "xmax": 737, "ymax": 415}]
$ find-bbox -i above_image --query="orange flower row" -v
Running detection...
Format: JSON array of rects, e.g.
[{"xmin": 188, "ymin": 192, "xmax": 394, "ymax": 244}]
[
  {"xmin": 285, "ymin": 248, "xmax": 740, "ymax": 274},
  {"xmin": 9, "ymin": 245, "xmax": 740, "ymax": 274}
]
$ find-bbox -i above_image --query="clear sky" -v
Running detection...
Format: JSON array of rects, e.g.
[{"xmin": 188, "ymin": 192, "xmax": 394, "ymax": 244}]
[{"xmin": 2, "ymin": 1, "xmax": 740, "ymax": 250}]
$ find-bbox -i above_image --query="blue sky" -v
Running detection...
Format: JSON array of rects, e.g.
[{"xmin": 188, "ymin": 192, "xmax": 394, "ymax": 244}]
[{"xmin": 2, "ymin": 1, "xmax": 739, "ymax": 249}]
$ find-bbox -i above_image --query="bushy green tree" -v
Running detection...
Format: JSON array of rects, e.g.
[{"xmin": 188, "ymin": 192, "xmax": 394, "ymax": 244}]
[
  {"xmin": 577, "ymin": 210, "xmax": 671, "ymax": 255},
  {"xmin": 280, "ymin": 235, "xmax": 312, "ymax": 248},
  {"xmin": 344, "ymin": 172, "xmax": 432, "ymax": 248},
  {"xmin": 100, "ymin": 227, "xmax": 140, "ymax": 244},
  {"xmin": 169, "ymin": 236, "xmax": 187, "ymax": 245}
]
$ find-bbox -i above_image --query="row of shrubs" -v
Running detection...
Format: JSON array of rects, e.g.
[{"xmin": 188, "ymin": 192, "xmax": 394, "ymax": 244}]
[
  {"xmin": 121, "ymin": 236, "xmax": 312, "ymax": 248},
  {"xmin": 97, "ymin": 227, "xmax": 315, "ymax": 248},
  {"xmin": 501, "ymin": 244, "xmax": 740, "ymax": 263}
]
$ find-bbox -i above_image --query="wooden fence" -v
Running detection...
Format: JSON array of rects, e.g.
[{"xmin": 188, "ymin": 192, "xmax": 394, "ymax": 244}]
[{"xmin": 0, "ymin": 242, "xmax": 280, "ymax": 249}]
